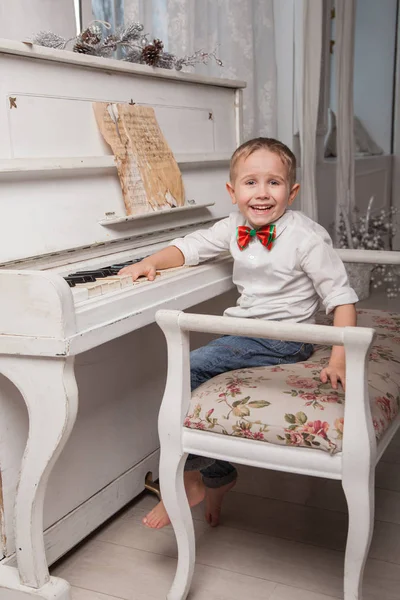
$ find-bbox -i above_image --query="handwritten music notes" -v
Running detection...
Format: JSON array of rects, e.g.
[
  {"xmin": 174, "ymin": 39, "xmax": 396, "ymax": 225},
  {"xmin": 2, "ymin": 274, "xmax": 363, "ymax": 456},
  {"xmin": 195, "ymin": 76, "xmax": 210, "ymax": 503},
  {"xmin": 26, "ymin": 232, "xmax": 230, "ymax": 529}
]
[{"xmin": 93, "ymin": 103, "xmax": 185, "ymax": 215}]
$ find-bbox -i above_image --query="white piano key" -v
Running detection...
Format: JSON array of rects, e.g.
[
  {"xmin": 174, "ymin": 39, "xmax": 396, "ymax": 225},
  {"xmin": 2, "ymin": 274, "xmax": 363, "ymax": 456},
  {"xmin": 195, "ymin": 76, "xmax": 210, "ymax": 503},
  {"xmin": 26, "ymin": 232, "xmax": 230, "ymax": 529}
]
[
  {"xmin": 102, "ymin": 275, "xmax": 133, "ymax": 289},
  {"xmin": 98, "ymin": 278, "xmax": 121, "ymax": 292},
  {"xmin": 75, "ymin": 282, "xmax": 104, "ymax": 297},
  {"xmin": 71, "ymin": 287, "xmax": 89, "ymax": 302}
]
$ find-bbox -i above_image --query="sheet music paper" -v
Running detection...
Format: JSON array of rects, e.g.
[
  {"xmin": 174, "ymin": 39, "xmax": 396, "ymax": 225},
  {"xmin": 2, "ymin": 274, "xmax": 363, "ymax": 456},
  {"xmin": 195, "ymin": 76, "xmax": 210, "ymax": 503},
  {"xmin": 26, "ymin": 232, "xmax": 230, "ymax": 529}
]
[{"xmin": 93, "ymin": 102, "xmax": 185, "ymax": 215}]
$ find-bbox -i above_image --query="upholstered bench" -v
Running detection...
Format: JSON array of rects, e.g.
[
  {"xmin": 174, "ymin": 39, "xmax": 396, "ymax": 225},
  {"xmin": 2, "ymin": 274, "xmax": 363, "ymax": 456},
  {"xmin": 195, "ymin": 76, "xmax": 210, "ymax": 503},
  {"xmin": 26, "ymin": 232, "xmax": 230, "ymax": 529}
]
[
  {"xmin": 185, "ymin": 309, "xmax": 400, "ymax": 455},
  {"xmin": 155, "ymin": 302, "xmax": 400, "ymax": 600}
]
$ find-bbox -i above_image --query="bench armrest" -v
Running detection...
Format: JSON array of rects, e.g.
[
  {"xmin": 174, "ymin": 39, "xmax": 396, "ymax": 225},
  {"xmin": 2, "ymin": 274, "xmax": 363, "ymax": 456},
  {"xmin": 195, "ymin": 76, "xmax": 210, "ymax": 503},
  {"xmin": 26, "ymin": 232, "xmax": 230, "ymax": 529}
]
[
  {"xmin": 156, "ymin": 310, "xmax": 377, "ymax": 463},
  {"xmin": 336, "ymin": 248, "xmax": 400, "ymax": 265}
]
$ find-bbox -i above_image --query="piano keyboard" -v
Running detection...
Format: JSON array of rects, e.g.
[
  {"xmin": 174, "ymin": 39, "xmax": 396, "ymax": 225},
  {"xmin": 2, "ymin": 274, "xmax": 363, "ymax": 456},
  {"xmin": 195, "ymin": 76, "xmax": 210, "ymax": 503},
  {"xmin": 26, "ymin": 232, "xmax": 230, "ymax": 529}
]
[{"xmin": 65, "ymin": 257, "xmax": 188, "ymax": 304}]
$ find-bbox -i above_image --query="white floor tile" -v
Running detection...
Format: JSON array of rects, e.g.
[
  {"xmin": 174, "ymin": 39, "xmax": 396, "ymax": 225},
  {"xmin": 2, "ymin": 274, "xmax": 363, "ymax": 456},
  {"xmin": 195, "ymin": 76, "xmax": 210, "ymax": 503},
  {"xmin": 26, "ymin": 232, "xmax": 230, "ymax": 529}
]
[
  {"xmin": 94, "ymin": 507, "xmax": 209, "ymax": 558},
  {"xmin": 193, "ymin": 490, "xmax": 348, "ymax": 552},
  {"xmin": 305, "ymin": 478, "xmax": 400, "ymax": 525},
  {"xmin": 376, "ymin": 461, "xmax": 400, "ymax": 492},
  {"xmin": 194, "ymin": 524, "xmax": 400, "ymax": 599},
  {"xmin": 269, "ymin": 584, "xmax": 340, "ymax": 600},
  {"xmin": 71, "ymin": 587, "xmax": 122, "ymax": 600},
  {"xmin": 231, "ymin": 465, "xmax": 314, "ymax": 504},
  {"xmin": 53, "ymin": 539, "xmax": 277, "ymax": 600}
]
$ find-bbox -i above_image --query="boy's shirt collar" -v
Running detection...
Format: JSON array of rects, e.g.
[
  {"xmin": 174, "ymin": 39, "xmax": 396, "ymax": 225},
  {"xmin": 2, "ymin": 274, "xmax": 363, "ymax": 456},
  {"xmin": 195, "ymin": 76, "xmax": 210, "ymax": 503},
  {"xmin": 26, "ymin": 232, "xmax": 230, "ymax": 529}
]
[{"xmin": 242, "ymin": 209, "xmax": 292, "ymax": 240}]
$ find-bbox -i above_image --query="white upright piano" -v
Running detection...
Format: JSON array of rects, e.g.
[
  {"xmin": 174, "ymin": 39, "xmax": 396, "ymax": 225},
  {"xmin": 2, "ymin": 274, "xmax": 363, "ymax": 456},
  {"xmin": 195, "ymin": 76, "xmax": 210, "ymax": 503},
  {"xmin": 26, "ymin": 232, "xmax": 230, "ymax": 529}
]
[{"xmin": 0, "ymin": 39, "xmax": 244, "ymax": 600}]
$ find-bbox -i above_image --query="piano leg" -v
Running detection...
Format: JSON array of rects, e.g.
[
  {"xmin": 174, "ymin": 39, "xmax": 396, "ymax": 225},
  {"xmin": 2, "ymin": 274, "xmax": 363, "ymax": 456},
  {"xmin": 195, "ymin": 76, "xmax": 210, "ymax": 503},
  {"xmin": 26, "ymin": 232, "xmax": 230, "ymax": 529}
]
[{"xmin": 0, "ymin": 355, "xmax": 78, "ymax": 600}]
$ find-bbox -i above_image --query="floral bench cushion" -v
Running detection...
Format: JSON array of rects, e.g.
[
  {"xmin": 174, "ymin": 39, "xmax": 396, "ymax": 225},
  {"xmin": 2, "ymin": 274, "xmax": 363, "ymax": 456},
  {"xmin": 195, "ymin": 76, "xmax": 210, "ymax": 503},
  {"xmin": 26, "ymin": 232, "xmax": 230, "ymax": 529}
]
[{"xmin": 185, "ymin": 309, "xmax": 400, "ymax": 454}]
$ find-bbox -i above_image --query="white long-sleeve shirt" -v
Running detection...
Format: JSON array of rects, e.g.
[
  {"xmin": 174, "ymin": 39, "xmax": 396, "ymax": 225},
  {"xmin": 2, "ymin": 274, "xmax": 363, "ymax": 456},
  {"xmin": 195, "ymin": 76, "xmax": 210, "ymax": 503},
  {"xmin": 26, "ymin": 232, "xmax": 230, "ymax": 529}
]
[{"xmin": 170, "ymin": 210, "xmax": 358, "ymax": 324}]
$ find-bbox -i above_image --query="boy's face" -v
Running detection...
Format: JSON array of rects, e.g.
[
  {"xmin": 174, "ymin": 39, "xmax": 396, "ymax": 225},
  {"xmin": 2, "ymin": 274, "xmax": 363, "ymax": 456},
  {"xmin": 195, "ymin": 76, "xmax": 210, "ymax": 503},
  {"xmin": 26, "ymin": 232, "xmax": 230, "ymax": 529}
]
[{"xmin": 226, "ymin": 148, "xmax": 300, "ymax": 228}]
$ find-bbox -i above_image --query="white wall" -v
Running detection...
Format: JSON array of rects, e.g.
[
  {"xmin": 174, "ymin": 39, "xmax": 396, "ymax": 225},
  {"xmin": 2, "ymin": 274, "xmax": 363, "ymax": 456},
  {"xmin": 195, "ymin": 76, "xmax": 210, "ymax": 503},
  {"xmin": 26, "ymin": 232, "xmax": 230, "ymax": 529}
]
[
  {"xmin": 354, "ymin": 0, "xmax": 397, "ymax": 154},
  {"xmin": 330, "ymin": 0, "xmax": 397, "ymax": 154},
  {"xmin": 0, "ymin": 0, "xmax": 76, "ymax": 41}
]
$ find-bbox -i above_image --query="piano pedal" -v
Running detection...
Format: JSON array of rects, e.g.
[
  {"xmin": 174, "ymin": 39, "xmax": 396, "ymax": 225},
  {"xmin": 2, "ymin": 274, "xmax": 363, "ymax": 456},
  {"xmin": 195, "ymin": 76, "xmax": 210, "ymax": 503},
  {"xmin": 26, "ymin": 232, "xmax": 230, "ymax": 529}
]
[{"xmin": 144, "ymin": 472, "xmax": 161, "ymax": 500}]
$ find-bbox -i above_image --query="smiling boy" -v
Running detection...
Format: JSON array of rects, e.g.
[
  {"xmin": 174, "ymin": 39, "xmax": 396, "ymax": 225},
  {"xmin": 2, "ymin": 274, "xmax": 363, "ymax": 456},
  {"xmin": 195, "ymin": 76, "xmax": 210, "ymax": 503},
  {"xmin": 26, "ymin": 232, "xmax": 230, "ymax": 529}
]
[{"xmin": 120, "ymin": 137, "xmax": 358, "ymax": 530}]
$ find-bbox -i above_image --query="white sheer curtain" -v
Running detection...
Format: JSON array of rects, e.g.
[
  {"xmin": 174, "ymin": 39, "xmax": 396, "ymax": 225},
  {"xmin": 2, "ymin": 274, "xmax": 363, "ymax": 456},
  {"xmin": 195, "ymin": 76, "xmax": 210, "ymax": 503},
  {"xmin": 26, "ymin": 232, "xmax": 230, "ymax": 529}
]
[
  {"xmin": 123, "ymin": 0, "xmax": 277, "ymax": 140},
  {"xmin": 294, "ymin": 0, "xmax": 323, "ymax": 221},
  {"xmin": 335, "ymin": 0, "xmax": 356, "ymax": 243}
]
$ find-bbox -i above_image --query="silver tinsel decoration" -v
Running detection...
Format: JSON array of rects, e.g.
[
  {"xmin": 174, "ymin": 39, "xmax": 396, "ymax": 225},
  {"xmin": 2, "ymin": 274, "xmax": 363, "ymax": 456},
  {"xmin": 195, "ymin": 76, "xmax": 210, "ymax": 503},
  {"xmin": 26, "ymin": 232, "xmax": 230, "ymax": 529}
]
[
  {"xmin": 31, "ymin": 20, "xmax": 223, "ymax": 72},
  {"xmin": 337, "ymin": 196, "xmax": 399, "ymax": 298},
  {"xmin": 32, "ymin": 31, "xmax": 68, "ymax": 49}
]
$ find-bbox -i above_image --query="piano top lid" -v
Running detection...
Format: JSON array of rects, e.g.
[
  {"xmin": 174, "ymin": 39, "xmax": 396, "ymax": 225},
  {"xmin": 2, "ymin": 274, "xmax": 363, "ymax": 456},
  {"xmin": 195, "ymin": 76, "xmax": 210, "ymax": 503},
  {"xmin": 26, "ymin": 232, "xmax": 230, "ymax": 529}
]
[{"xmin": 0, "ymin": 38, "xmax": 247, "ymax": 90}]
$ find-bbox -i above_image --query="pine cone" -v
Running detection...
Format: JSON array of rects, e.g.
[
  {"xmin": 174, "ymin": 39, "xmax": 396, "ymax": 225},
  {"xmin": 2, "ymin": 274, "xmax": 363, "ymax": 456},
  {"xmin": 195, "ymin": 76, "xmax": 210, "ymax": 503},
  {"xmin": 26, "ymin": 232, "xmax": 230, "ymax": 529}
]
[
  {"xmin": 153, "ymin": 39, "xmax": 164, "ymax": 52},
  {"xmin": 80, "ymin": 26, "xmax": 101, "ymax": 46},
  {"xmin": 141, "ymin": 39, "xmax": 164, "ymax": 65},
  {"xmin": 73, "ymin": 41, "xmax": 98, "ymax": 55}
]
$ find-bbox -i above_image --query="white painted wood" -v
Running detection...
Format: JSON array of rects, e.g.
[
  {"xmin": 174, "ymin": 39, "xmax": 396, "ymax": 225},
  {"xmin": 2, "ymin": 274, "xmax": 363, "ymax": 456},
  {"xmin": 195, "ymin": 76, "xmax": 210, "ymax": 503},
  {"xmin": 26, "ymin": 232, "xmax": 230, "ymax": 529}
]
[
  {"xmin": 0, "ymin": 565, "xmax": 70, "ymax": 600},
  {"xmin": 342, "ymin": 327, "xmax": 377, "ymax": 600},
  {"xmin": 336, "ymin": 248, "xmax": 400, "ymax": 265},
  {"xmin": 0, "ymin": 46, "xmax": 240, "ymax": 263},
  {"xmin": 0, "ymin": 271, "xmax": 76, "ymax": 339},
  {"xmin": 155, "ymin": 306, "xmax": 391, "ymax": 600},
  {"xmin": 0, "ymin": 355, "xmax": 78, "ymax": 589},
  {"xmin": 0, "ymin": 39, "xmax": 246, "ymax": 89},
  {"xmin": 183, "ymin": 428, "xmax": 342, "ymax": 480},
  {"xmin": 4, "ymin": 450, "xmax": 160, "ymax": 569},
  {"xmin": 158, "ymin": 313, "xmax": 195, "ymax": 600},
  {"xmin": 0, "ymin": 154, "xmax": 231, "ymax": 174},
  {"xmin": 177, "ymin": 310, "xmax": 349, "ymax": 343},
  {"xmin": 0, "ymin": 156, "xmax": 115, "ymax": 173},
  {"xmin": 0, "ymin": 222, "xmax": 212, "ymax": 270},
  {"xmin": 0, "ymin": 257, "xmax": 234, "ymax": 357},
  {"xmin": 98, "ymin": 201, "xmax": 215, "ymax": 225},
  {"xmin": 0, "ymin": 35, "xmax": 242, "ymax": 600},
  {"xmin": 3, "ymin": 247, "xmax": 400, "ymax": 358}
]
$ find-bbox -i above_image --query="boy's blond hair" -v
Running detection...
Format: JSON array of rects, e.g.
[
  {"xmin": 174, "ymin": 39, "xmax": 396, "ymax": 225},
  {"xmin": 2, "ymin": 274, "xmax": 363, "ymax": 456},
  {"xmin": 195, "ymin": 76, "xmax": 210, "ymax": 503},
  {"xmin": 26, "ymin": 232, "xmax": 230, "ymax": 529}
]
[{"xmin": 230, "ymin": 137, "xmax": 297, "ymax": 188}]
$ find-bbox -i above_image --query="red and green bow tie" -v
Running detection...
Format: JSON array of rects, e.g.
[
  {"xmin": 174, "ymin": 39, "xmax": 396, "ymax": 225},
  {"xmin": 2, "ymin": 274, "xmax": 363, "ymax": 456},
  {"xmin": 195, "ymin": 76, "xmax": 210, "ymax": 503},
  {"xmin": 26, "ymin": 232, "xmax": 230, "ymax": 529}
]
[{"xmin": 236, "ymin": 224, "xmax": 276, "ymax": 251}]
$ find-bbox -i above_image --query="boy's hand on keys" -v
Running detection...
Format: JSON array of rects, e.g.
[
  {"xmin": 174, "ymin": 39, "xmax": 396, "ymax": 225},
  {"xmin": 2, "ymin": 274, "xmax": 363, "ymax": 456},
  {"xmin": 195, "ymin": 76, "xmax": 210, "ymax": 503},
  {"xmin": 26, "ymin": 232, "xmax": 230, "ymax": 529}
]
[{"xmin": 119, "ymin": 260, "xmax": 158, "ymax": 282}]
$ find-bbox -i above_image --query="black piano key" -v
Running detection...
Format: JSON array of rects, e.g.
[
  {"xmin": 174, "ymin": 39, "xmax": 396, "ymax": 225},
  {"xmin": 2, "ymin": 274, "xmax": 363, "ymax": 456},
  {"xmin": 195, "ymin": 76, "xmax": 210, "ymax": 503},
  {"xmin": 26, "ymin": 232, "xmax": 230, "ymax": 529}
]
[
  {"xmin": 108, "ymin": 268, "xmax": 125, "ymax": 275},
  {"xmin": 73, "ymin": 269, "xmax": 114, "ymax": 278},
  {"xmin": 65, "ymin": 275, "xmax": 97, "ymax": 283},
  {"xmin": 65, "ymin": 257, "xmax": 148, "ymax": 286}
]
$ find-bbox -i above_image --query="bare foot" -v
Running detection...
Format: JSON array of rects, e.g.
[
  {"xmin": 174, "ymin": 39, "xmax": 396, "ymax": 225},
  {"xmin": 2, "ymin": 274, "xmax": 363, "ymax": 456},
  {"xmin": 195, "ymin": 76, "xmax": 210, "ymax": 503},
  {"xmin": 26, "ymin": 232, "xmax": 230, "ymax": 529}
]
[
  {"xmin": 142, "ymin": 471, "xmax": 206, "ymax": 529},
  {"xmin": 204, "ymin": 478, "xmax": 237, "ymax": 527}
]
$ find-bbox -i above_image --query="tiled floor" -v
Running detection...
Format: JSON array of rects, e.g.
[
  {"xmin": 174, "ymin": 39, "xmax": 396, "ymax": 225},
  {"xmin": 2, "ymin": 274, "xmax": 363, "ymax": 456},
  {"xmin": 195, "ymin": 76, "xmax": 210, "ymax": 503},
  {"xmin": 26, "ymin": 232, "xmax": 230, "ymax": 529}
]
[{"xmin": 52, "ymin": 291, "xmax": 400, "ymax": 600}]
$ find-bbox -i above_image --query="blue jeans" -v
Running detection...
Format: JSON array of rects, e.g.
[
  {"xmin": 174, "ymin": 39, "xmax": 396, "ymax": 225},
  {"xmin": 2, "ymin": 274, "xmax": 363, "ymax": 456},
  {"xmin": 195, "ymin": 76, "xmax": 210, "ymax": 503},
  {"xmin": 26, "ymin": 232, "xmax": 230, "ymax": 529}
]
[{"xmin": 187, "ymin": 335, "xmax": 314, "ymax": 488}]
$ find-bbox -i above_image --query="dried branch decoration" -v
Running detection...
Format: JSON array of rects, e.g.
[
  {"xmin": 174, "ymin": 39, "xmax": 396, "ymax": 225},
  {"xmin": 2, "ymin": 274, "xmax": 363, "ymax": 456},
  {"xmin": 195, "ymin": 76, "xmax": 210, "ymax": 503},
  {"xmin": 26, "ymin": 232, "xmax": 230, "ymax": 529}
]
[
  {"xmin": 31, "ymin": 21, "xmax": 223, "ymax": 71},
  {"xmin": 337, "ymin": 197, "xmax": 400, "ymax": 297}
]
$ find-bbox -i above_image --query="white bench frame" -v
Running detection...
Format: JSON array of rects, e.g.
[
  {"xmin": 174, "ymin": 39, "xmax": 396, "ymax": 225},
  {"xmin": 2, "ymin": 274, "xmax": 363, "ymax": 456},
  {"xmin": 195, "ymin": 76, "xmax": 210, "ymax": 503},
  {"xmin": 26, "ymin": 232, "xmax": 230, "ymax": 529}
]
[{"xmin": 156, "ymin": 249, "xmax": 400, "ymax": 600}]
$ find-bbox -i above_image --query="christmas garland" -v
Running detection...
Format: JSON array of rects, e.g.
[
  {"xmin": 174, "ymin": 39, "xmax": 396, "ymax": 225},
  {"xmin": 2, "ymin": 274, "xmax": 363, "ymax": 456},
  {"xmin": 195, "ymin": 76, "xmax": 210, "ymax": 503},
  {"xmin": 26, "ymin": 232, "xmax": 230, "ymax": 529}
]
[
  {"xmin": 31, "ymin": 21, "xmax": 223, "ymax": 71},
  {"xmin": 337, "ymin": 197, "xmax": 400, "ymax": 298}
]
